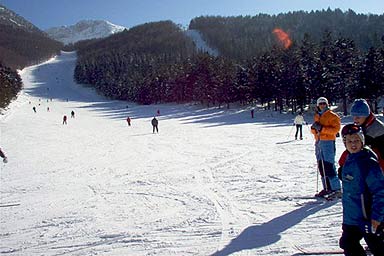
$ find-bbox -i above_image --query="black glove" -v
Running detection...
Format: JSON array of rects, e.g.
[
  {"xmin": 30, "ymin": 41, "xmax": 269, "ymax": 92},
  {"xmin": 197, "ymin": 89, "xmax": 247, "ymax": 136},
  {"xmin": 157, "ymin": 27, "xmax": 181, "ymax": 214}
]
[
  {"xmin": 311, "ymin": 122, "xmax": 322, "ymax": 132},
  {"xmin": 376, "ymin": 222, "xmax": 384, "ymax": 238},
  {"xmin": 293, "ymin": 123, "xmax": 295, "ymax": 126},
  {"xmin": 338, "ymin": 166, "xmax": 343, "ymax": 180}
]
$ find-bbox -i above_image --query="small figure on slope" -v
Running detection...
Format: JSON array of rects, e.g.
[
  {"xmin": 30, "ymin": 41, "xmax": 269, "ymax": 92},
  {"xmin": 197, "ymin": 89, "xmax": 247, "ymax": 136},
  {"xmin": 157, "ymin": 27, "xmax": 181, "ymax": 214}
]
[
  {"xmin": 151, "ymin": 117, "xmax": 158, "ymax": 133},
  {"xmin": 293, "ymin": 111, "xmax": 306, "ymax": 140},
  {"xmin": 0, "ymin": 148, "xmax": 8, "ymax": 163}
]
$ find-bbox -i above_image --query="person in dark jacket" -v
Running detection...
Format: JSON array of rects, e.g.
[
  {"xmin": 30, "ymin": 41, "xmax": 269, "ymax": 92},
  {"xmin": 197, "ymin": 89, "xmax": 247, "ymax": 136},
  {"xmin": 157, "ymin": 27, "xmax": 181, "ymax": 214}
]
[
  {"xmin": 339, "ymin": 99, "xmax": 384, "ymax": 173},
  {"xmin": 0, "ymin": 148, "xmax": 8, "ymax": 163},
  {"xmin": 339, "ymin": 124, "xmax": 384, "ymax": 256},
  {"xmin": 151, "ymin": 117, "xmax": 158, "ymax": 133}
]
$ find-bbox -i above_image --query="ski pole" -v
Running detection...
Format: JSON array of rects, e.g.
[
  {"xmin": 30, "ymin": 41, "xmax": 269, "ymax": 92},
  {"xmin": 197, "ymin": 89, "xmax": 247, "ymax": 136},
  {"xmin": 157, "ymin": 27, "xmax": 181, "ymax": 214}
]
[
  {"xmin": 287, "ymin": 124, "xmax": 295, "ymax": 140},
  {"xmin": 316, "ymin": 164, "xmax": 319, "ymax": 193}
]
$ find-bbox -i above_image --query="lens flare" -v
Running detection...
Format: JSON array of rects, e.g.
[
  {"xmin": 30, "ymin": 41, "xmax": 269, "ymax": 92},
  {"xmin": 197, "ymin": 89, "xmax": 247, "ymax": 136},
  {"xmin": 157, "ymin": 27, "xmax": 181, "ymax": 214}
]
[{"xmin": 272, "ymin": 28, "xmax": 292, "ymax": 49}]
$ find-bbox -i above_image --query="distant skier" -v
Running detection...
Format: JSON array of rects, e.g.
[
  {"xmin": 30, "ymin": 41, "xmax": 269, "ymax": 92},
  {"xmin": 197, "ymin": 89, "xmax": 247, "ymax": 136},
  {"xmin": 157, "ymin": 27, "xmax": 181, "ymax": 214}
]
[
  {"xmin": 32, "ymin": 106, "xmax": 36, "ymax": 113},
  {"xmin": 151, "ymin": 117, "xmax": 159, "ymax": 133},
  {"xmin": 293, "ymin": 112, "xmax": 306, "ymax": 140},
  {"xmin": 71, "ymin": 110, "xmax": 75, "ymax": 118},
  {"xmin": 63, "ymin": 115, "xmax": 67, "ymax": 125},
  {"xmin": 126, "ymin": 117, "xmax": 131, "ymax": 126},
  {"xmin": 251, "ymin": 109, "xmax": 254, "ymax": 119},
  {"xmin": 157, "ymin": 109, "xmax": 160, "ymax": 116},
  {"xmin": 0, "ymin": 148, "xmax": 8, "ymax": 163}
]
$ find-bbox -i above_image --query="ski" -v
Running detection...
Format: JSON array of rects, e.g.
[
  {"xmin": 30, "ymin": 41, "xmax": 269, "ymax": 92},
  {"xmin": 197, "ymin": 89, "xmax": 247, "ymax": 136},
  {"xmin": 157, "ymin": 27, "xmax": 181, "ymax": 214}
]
[
  {"xmin": 0, "ymin": 202, "xmax": 20, "ymax": 208},
  {"xmin": 276, "ymin": 140, "xmax": 296, "ymax": 144},
  {"xmin": 292, "ymin": 250, "xmax": 344, "ymax": 255},
  {"xmin": 293, "ymin": 244, "xmax": 371, "ymax": 255},
  {"xmin": 292, "ymin": 244, "xmax": 343, "ymax": 255},
  {"xmin": 280, "ymin": 195, "xmax": 340, "ymax": 202}
]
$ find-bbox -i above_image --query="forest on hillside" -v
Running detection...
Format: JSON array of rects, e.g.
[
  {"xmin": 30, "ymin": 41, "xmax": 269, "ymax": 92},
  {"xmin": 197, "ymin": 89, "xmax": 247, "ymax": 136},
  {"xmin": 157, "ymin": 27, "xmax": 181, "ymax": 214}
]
[
  {"xmin": 190, "ymin": 9, "xmax": 384, "ymax": 61},
  {"xmin": 0, "ymin": 22, "xmax": 62, "ymax": 109},
  {"xmin": 0, "ymin": 63, "xmax": 22, "ymax": 109},
  {"xmin": 74, "ymin": 10, "xmax": 384, "ymax": 113},
  {"xmin": 0, "ymin": 24, "xmax": 62, "ymax": 70}
]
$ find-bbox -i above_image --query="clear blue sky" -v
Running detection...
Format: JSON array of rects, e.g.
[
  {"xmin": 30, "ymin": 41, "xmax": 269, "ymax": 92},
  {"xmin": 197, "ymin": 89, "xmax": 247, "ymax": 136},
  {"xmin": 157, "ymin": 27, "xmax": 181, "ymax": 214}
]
[{"xmin": 1, "ymin": 0, "xmax": 383, "ymax": 30}]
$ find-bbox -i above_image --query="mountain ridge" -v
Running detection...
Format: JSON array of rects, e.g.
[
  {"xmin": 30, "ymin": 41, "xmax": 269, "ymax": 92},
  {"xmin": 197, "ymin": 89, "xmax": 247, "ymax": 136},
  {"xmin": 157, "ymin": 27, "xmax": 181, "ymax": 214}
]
[
  {"xmin": 45, "ymin": 20, "xmax": 126, "ymax": 45},
  {"xmin": 0, "ymin": 4, "xmax": 43, "ymax": 34}
]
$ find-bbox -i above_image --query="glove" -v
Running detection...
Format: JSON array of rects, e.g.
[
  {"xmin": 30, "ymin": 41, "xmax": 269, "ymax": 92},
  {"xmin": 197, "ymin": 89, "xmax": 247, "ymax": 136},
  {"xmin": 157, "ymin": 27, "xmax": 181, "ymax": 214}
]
[
  {"xmin": 293, "ymin": 123, "xmax": 295, "ymax": 126},
  {"xmin": 311, "ymin": 122, "xmax": 322, "ymax": 132},
  {"xmin": 376, "ymin": 222, "xmax": 384, "ymax": 237},
  {"xmin": 3, "ymin": 157, "xmax": 8, "ymax": 163}
]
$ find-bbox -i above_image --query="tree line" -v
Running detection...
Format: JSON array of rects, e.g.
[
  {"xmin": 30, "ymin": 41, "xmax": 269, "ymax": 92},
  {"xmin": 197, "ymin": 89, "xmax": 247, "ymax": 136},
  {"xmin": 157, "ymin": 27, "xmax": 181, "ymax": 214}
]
[
  {"xmin": 74, "ymin": 10, "xmax": 384, "ymax": 113},
  {"xmin": 0, "ymin": 22, "xmax": 62, "ymax": 109},
  {"xmin": 0, "ymin": 63, "xmax": 22, "ymax": 109},
  {"xmin": 189, "ymin": 9, "xmax": 384, "ymax": 61}
]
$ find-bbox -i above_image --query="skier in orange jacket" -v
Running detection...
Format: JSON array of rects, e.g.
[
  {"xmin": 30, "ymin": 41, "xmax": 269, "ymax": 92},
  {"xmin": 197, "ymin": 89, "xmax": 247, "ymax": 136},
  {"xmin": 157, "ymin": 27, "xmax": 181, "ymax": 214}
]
[{"xmin": 310, "ymin": 97, "xmax": 341, "ymax": 197}]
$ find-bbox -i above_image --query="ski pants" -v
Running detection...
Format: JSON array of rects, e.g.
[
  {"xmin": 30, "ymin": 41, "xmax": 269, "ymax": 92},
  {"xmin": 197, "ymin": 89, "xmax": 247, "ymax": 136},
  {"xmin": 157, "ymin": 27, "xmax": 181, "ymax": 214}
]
[
  {"xmin": 295, "ymin": 124, "xmax": 302, "ymax": 139},
  {"xmin": 315, "ymin": 140, "xmax": 340, "ymax": 191},
  {"xmin": 340, "ymin": 224, "xmax": 384, "ymax": 256}
]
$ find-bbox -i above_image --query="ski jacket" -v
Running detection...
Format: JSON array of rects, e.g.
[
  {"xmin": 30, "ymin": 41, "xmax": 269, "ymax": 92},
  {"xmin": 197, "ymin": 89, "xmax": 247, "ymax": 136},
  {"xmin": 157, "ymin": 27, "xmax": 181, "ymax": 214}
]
[
  {"xmin": 311, "ymin": 109, "xmax": 340, "ymax": 141},
  {"xmin": 339, "ymin": 114, "xmax": 384, "ymax": 171},
  {"xmin": 363, "ymin": 113, "xmax": 384, "ymax": 169},
  {"xmin": 342, "ymin": 147, "xmax": 384, "ymax": 231},
  {"xmin": 151, "ymin": 118, "xmax": 158, "ymax": 126},
  {"xmin": 294, "ymin": 115, "xmax": 305, "ymax": 125}
]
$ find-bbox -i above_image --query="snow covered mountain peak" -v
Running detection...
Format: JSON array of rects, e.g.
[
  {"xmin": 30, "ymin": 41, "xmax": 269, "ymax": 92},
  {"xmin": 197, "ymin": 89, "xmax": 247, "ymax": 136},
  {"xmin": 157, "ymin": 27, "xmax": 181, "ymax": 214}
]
[{"xmin": 45, "ymin": 20, "xmax": 126, "ymax": 45}]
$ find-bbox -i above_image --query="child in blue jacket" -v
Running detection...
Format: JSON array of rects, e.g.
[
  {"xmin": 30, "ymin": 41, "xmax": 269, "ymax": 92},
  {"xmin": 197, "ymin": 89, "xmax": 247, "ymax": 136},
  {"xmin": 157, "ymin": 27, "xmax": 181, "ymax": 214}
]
[{"xmin": 339, "ymin": 124, "xmax": 384, "ymax": 255}]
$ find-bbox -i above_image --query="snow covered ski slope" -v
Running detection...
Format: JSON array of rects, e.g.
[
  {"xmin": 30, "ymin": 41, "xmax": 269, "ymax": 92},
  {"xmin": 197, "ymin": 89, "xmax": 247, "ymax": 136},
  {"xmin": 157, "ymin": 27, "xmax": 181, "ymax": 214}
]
[{"xmin": 0, "ymin": 51, "xmax": 370, "ymax": 255}]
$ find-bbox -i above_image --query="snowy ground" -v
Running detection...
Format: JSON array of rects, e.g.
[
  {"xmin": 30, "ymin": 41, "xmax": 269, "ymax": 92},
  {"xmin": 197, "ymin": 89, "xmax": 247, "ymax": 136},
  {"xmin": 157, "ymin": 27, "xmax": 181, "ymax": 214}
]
[{"xmin": 1, "ymin": 52, "xmax": 380, "ymax": 255}]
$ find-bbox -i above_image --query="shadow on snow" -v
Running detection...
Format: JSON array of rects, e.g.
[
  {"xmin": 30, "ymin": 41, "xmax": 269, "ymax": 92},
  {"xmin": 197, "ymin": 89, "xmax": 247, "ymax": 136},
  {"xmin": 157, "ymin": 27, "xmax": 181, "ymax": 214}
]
[{"xmin": 211, "ymin": 200, "xmax": 337, "ymax": 256}]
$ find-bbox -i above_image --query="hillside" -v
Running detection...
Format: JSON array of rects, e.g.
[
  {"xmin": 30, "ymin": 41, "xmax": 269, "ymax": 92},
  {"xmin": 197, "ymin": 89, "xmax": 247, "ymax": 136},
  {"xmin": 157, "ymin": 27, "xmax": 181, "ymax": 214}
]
[
  {"xmin": 0, "ymin": 4, "xmax": 62, "ymax": 110},
  {"xmin": 189, "ymin": 9, "xmax": 384, "ymax": 60}
]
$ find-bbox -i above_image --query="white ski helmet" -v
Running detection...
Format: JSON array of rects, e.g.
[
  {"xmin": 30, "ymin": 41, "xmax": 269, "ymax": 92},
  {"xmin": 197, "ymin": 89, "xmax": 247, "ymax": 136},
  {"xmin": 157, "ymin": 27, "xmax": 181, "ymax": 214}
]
[{"xmin": 316, "ymin": 97, "xmax": 328, "ymax": 106}]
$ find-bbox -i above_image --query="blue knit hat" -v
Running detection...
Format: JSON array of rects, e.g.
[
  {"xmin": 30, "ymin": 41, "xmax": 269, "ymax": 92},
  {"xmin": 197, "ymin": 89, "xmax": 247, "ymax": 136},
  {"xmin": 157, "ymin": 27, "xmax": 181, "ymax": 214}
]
[{"xmin": 350, "ymin": 99, "xmax": 370, "ymax": 117}]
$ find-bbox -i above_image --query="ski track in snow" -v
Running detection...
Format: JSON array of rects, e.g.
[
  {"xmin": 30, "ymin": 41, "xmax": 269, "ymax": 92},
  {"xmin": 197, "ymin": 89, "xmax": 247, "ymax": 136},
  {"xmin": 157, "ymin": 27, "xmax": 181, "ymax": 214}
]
[{"xmin": 2, "ymin": 51, "xmax": 379, "ymax": 255}]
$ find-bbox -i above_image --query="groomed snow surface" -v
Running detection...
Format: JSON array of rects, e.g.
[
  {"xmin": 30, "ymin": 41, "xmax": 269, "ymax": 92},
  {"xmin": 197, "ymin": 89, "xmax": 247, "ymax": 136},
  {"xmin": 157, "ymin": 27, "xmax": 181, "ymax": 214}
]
[{"xmin": 1, "ymin": 52, "xmax": 374, "ymax": 255}]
